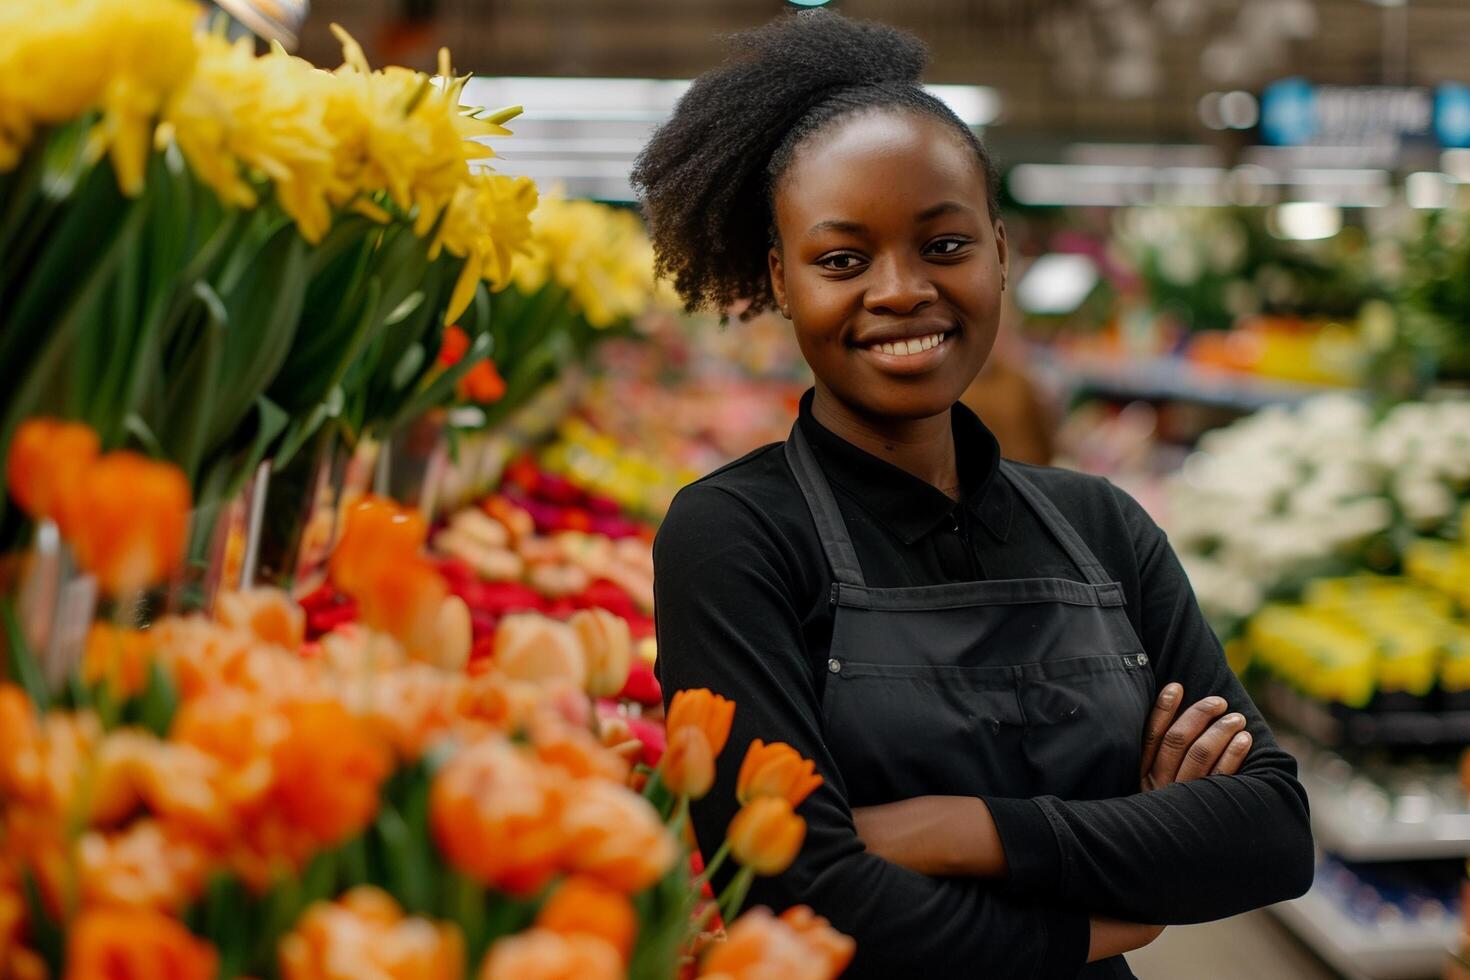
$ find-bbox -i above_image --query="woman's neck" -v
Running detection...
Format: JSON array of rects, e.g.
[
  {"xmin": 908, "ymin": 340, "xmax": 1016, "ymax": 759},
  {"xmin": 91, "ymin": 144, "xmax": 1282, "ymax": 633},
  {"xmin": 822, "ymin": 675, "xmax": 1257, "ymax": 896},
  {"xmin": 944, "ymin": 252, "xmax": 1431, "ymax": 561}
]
[{"xmin": 811, "ymin": 384, "xmax": 960, "ymax": 497}]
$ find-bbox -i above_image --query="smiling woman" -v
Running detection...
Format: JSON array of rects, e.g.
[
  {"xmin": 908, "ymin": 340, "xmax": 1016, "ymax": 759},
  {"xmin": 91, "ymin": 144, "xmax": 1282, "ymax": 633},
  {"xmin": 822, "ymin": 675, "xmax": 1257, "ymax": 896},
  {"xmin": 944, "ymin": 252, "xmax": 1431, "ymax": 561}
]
[{"xmin": 635, "ymin": 11, "xmax": 1313, "ymax": 980}]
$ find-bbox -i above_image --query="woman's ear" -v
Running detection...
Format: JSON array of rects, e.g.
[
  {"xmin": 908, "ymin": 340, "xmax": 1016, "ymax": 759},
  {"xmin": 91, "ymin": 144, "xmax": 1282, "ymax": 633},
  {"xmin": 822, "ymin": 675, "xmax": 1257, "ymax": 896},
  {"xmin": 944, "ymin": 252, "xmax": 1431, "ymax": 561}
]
[
  {"xmin": 768, "ymin": 244, "xmax": 790, "ymax": 318},
  {"xmin": 993, "ymin": 218, "xmax": 1010, "ymax": 292}
]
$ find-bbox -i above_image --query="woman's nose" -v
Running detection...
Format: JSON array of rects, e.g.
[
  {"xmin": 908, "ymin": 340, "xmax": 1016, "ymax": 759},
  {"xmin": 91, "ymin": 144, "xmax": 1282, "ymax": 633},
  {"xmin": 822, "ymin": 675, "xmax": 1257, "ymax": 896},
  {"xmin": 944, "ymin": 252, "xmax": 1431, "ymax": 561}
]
[{"xmin": 862, "ymin": 253, "xmax": 938, "ymax": 315}]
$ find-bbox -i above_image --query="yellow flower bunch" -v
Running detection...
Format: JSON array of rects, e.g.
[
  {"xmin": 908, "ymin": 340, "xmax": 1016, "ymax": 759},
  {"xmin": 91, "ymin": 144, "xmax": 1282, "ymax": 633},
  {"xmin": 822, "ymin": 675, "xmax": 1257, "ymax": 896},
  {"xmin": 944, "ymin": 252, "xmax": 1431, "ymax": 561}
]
[
  {"xmin": 163, "ymin": 34, "xmax": 339, "ymax": 243},
  {"xmin": 434, "ymin": 171, "xmax": 540, "ymax": 323},
  {"xmin": 513, "ymin": 196, "xmax": 656, "ymax": 328},
  {"xmin": 324, "ymin": 29, "xmax": 515, "ymax": 236},
  {"xmin": 0, "ymin": 0, "xmax": 197, "ymax": 189}
]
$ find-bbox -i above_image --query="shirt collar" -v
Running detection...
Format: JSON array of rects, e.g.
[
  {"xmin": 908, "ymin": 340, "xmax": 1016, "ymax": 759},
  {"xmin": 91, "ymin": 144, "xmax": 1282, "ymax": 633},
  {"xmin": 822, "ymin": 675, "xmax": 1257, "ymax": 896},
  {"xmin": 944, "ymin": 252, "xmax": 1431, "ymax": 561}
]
[{"xmin": 796, "ymin": 389, "xmax": 1013, "ymax": 546}]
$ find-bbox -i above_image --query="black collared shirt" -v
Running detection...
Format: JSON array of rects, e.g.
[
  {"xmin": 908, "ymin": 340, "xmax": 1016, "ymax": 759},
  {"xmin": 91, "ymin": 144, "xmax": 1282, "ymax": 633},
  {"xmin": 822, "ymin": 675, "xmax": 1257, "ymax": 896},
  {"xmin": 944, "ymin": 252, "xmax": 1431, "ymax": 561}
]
[{"xmin": 653, "ymin": 391, "xmax": 1312, "ymax": 980}]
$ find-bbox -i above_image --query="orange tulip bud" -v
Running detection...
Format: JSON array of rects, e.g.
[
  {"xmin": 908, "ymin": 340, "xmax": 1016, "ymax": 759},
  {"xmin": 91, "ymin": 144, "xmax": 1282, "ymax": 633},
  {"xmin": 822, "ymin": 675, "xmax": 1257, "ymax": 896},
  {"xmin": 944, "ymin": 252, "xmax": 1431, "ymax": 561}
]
[
  {"xmin": 479, "ymin": 928, "xmax": 622, "ymax": 980},
  {"xmin": 439, "ymin": 324, "xmax": 471, "ymax": 367},
  {"xmin": 666, "ymin": 688, "xmax": 735, "ymax": 760},
  {"xmin": 736, "ymin": 740, "xmax": 822, "ymax": 809},
  {"xmin": 5, "ymin": 417, "xmax": 98, "ymax": 532},
  {"xmin": 699, "ymin": 905, "xmax": 854, "ymax": 980},
  {"xmin": 493, "ymin": 614, "xmax": 587, "ymax": 689},
  {"xmin": 330, "ymin": 496, "xmax": 428, "ymax": 595},
  {"xmin": 458, "ymin": 359, "xmax": 507, "ymax": 404},
  {"xmin": 727, "ymin": 797, "xmax": 805, "ymax": 877},
  {"xmin": 65, "ymin": 907, "xmax": 218, "ymax": 980},
  {"xmin": 68, "ymin": 451, "xmax": 191, "ymax": 596},
  {"xmin": 535, "ymin": 876, "xmax": 637, "ymax": 963},
  {"xmin": 661, "ymin": 725, "xmax": 715, "ymax": 801},
  {"xmin": 569, "ymin": 608, "xmax": 632, "ymax": 698}
]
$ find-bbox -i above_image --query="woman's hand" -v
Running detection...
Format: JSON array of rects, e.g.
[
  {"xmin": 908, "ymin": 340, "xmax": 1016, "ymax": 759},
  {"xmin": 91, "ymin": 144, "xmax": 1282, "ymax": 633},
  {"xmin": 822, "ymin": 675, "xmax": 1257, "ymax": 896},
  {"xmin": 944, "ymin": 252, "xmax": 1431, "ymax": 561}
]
[
  {"xmin": 1088, "ymin": 917, "xmax": 1165, "ymax": 962},
  {"xmin": 852, "ymin": 796, "xmax": 1007, "ymax": 878},
  {"xmin": 1139, "ymin": 683, "xmax": 1253, "ymax": 791}
]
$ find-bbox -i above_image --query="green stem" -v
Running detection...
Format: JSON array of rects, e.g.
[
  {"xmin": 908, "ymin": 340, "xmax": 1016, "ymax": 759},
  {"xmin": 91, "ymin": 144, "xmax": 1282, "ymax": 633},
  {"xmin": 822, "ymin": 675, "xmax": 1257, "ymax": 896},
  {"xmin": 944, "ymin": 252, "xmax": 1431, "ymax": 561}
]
[
  {"xmin": 668, "ymin": 795, "xmax": 690, "ymax": 841},
  {"xmin": 641, "ymin": 765, "xmax": 664, "ymax": 802},
  {"xmin": 716, "ymin": 866, "xmax": 756, "ymax": 924},
  {"xmin": 693, "ymin": 839, "xmax": 732, "ymax": 892}
]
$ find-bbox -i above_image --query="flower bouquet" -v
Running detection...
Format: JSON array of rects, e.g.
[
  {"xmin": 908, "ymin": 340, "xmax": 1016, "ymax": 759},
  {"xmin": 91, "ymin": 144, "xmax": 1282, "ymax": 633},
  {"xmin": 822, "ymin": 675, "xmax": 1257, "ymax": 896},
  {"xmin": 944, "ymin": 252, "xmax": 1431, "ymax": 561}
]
[{"xmin": 0, "ymin": 421, "xmax": 856, "ymax": 978}]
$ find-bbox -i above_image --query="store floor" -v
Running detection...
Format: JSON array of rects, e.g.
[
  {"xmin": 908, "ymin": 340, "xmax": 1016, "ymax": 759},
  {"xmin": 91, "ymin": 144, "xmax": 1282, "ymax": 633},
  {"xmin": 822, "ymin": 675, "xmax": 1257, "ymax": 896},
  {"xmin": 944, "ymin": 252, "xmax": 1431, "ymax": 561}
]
[{"xmin": 1130, "ymin": 910, "xmax": 1337, "ymax": 979}]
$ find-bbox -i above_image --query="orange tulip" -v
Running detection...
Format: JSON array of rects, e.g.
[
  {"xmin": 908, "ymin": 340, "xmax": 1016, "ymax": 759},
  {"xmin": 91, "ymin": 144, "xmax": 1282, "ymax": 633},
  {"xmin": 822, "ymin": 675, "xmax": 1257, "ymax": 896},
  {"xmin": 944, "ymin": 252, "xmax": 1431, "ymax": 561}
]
[
  {"xmin": 430, "ymin": 738, "xmax": 567, "ymax": 895},
  {"xmin": 665, "ymin": 689, "xmax": 735, "ymax": 760},
  {"xmin": 215, "ymin": 588, "xmax": 305, "ymax": 650},
  {"xmin": 5, "ymin": 417, "xmax": 97, "ymax": 532},
  {"xmin": 78, "ymin": 820, "xmax": 214, "ymax": 913},
  {"xmin": 271, "ymin": 700, "xmax": 392, "ymax": 847},
  {"xmin": 535, "ymin": 876, "xmax": 637, "ymax": 963},
  {"xmin": 65, "ymin": 907, "xmax": 218, "ymax": 980},
  {"xmin": 532, "ymin": 712, "xmax": 631, "ymax": 784},
  {"xmin": 698, "ymin": 906, "xmax": 854, "ymax": 980},
  {"xmin": 661, "ymin": 725, "xmax": 715, "ymax": 801},
  {"xmin": 559, "ymin": 778, "xmax": 677, "ymax": 893},
  {"xmin": 438, "ymin": 324, "xmax": 471, "ymax": 367},
  {"xmin": 727, "ymin": 797, "xmax": 805, "ymax": 876},
  {"xmin": 354, "ymin": 557, "xmax": 449, "ymax": 661},
  {"xmin": 568, "ymin": 608, "xmax": 631, "ymax": 698},
  {"xmin": 493, "ymin": 614, "xmax": 587, "ymax": 690},
  {"xmin": 68, "ymin": 451, "xmax": 191, "ymax": 595},
  {"xmin": 279, "ymin": 887, "xmax": 465, "ymax": 980},
  {"xmin": 82, "ymin": 623, "xmax": 157, "ymax": 700},
  {"xmin": 478, "ymin": 929, "xmax": 622, "ymax": 980},
  {"xmin": 735, "ymin": 740, "xmax": 822, "ymax": 809},
  {"xmin": 458, "ymin": 359, "xmax": 506, "ymax": 404},
  {"xmin": 330, "ymin": 496, "xmax": 427, "ymax": 595}
]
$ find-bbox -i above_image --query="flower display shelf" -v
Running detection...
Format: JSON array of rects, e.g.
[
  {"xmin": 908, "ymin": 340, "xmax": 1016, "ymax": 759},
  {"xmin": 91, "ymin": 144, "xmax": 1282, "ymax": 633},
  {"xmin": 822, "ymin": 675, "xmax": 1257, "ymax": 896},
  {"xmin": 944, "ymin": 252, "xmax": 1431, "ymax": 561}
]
[
  {"xmin": 1264, "ymin": 680, "xmax": 1470, "ymax": 751},
  {"xmin": 1030, "ymin": 346, "xmax": 1343, "ymax": 412},
  {"xmin": 1272, "ymin": 881, "xmax": 1457, "ymax": 980}
]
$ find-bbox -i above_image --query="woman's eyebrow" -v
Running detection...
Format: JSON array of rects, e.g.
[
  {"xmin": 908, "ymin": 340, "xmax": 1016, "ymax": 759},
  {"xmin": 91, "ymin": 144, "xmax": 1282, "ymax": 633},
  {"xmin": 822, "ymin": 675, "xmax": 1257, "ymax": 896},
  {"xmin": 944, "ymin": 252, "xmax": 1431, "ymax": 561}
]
[
  {"xmin": 916, "ymin": 200, "xmax": 971, "ymax": 221},
  {"xmin": 806, "ymin": 218, "xmax": 867, "ymax": 237}
]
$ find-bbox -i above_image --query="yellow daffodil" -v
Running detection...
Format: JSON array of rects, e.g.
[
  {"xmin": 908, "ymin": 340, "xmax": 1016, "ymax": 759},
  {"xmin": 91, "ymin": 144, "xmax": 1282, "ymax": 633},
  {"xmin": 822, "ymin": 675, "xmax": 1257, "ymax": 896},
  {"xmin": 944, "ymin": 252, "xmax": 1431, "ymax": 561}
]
[
  {"xmin": 163, "ymin": 35, "xmax": 339, "ymax": 242},
  {"xmin": 323, "ymin": 26, "xmax": 517, "ymax": 234},
  {"xmin": 433, "ymin": 171, "xmax": 539, "ymax": 323},
  {"xmin": 0, "ymin": 0, "xmax": 197, "ymax": 191},
  {"xmin": 512, "ymin": 195, "xmax": 656, "ymax": 328}
]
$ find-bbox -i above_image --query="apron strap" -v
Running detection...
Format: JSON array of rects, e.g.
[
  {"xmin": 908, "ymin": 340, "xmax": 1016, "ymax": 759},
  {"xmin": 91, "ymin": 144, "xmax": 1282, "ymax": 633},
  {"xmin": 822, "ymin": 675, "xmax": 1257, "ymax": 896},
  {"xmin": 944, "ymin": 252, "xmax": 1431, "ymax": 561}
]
[
  {"xmin": 1001, "ymin": 461, "xmax": 1114, "ymax": 588},
  {"xmin": 783, "ymin": 423, "xmax": 868, "ymax": 588}
]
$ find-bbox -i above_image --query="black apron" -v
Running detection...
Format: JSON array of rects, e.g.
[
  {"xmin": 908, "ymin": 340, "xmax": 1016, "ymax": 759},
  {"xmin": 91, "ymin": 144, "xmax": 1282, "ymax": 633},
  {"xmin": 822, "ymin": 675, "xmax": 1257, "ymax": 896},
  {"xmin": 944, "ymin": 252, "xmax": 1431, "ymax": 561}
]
[{"xmin": 785, "ymin": 423, "xmax": 1154, "ymax": 979}]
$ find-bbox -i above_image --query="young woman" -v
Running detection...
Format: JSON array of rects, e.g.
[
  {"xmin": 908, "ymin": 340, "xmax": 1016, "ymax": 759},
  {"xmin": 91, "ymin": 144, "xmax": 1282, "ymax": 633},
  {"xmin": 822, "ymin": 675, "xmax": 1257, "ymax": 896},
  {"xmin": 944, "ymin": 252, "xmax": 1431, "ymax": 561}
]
[{"xmin": 635, "ymin": 13, "xmax": 1313, "ymax": 979}]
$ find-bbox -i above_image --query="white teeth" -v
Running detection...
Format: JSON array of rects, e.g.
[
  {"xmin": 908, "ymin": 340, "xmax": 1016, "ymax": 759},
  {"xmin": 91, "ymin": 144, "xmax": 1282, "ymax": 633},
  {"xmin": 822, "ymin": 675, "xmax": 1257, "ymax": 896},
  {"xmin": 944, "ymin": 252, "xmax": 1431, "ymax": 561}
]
[{"xmin": 870, "ymin": 332, "xmax": 947, "ymax": 357}]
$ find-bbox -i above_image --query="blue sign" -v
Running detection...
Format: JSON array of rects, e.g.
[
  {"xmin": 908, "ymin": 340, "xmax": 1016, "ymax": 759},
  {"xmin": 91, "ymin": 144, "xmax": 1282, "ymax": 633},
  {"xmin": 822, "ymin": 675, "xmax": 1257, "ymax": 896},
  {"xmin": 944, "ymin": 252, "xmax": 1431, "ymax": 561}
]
[
  {"xmin": 1436, "ymin": 83, "xmax": 1470, "ymax": 148},
  {"xmin": 1261, "ymin": 77, "xmax": 1318, "ymax": 146}
]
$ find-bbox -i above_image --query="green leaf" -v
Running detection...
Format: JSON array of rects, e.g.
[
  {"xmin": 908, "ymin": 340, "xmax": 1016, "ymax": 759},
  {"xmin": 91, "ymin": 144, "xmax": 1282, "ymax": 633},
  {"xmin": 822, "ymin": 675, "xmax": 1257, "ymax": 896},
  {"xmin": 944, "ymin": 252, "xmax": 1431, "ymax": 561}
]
[
  {"xmin": 136, "ymin": 659, "xmax": 180, "ymax": 736},
  {"xmin": 1, "ymin": 597, "xmax": 48, "ymax": 710},
  {"xmin": 158, "ymin": 281, "xmax": 228, "ymax": 484},
  {"xmin": 21, "ymin": 869, "xmax": 63, "ymax": 974},
  {"xmin": 390, "ymin": 343, "xmax": 427, "ymax": 392},
  {"xmin": 384, "ymin": 333, "xmax": 492, "ymax": 435}
]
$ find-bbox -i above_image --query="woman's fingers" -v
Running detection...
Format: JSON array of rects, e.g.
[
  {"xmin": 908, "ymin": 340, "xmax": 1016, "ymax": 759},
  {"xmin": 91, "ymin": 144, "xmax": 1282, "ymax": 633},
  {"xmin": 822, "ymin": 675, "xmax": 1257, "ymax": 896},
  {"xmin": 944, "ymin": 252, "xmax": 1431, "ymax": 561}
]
[
  {"xmin": 1210, "ymin": 730, "xmax": 1254, "ymax": 776},
  {"xmin": 1138, "ymin": 683, "xmax": 1183, "ymax": 785},
  {"xmin": 1174, "ymin": 713, "xmax": 1248, "ymax": 782},
  {"xmin": 1147, "ymin": 696, "xmax": 1228, "ymax": 788}
]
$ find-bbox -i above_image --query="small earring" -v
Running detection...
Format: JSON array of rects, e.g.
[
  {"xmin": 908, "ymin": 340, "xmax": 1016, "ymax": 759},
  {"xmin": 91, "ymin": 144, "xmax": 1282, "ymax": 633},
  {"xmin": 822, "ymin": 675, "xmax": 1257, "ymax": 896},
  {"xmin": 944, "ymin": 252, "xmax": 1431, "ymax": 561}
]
[{"xmin": 1000, "ymin": 274, "xmax": 1007, "ymax": 292}]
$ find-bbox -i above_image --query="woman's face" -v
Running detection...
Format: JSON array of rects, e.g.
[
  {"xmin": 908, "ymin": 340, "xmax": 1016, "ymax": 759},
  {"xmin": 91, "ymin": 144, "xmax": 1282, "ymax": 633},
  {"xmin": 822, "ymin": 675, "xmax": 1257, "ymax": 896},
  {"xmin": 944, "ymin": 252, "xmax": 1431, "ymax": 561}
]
[{"xmin": 769, "ymin": 110, "xmax": 1007, "ymax": 423}]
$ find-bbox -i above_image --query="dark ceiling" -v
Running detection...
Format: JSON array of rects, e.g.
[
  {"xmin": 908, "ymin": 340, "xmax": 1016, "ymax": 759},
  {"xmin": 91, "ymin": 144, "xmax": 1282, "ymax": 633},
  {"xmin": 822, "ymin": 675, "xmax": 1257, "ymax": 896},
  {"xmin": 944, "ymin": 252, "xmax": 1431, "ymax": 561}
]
[{"xmin": 298, "ymin": 0, "xmax": 1470, "ymax": 142}]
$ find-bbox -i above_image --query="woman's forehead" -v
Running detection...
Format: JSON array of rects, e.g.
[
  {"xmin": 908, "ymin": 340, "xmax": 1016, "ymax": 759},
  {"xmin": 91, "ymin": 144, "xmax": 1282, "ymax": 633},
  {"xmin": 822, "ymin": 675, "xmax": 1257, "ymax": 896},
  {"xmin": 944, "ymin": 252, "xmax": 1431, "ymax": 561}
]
[{"xmin": 776, "ymin": 111, "xmax": 987, "ymax": 227}]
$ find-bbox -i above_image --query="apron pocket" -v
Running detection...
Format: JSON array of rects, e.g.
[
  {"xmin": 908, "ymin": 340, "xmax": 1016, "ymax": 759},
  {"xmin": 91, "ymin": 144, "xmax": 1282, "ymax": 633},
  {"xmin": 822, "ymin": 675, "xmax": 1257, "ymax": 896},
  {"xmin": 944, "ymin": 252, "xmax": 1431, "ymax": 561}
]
[
  {"xmin": 820, "ymin": 661, "xmax": 1029, "ymax": 803},
  {"xmin": 1017, "ymin": 653, "xmax": 1153, "ymax": 800}
]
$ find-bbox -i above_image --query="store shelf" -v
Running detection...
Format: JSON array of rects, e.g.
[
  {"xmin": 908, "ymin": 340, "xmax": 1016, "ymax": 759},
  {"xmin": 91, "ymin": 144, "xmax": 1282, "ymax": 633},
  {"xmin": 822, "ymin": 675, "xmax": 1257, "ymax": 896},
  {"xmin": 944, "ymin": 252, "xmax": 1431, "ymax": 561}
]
[
  {"xmin": 1029, "ymin": 346, "xmax": 1345, "ymax": 411},
  {"xmin": 1266, "ymin": 681, "xmax": 1470, "ymax": 751},
  {"xmin": 1272, "ymin": 883, "xmax": 1457, "ymax": 980},
  {"xmin": 1303, "ymin": 774, "xmax": 1470, "ymax": 863}
]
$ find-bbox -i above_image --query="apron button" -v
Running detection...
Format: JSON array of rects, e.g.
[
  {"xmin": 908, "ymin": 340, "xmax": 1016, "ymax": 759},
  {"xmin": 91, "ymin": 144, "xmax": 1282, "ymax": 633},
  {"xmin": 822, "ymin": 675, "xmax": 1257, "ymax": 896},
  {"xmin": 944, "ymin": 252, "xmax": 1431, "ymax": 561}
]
[
  {"xmin": 1137, "ymin": 654, "xmax": 1149, "ymax": 666},
  {"xmin": 828, "ymin": 658, "xmax": 842, "ymax": 674}
]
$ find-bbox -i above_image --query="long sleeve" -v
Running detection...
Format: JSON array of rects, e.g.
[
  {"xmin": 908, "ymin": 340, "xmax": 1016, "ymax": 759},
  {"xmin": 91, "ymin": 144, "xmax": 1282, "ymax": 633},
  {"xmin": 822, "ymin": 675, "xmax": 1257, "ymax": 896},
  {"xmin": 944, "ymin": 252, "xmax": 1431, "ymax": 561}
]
[
  {"xmin": 654, "ymin": 482, "xmax": 1091, "ymax": 979},
  {"xmin": 984, "ymin": 484, "xmax": 1315, "ymax": 924}
]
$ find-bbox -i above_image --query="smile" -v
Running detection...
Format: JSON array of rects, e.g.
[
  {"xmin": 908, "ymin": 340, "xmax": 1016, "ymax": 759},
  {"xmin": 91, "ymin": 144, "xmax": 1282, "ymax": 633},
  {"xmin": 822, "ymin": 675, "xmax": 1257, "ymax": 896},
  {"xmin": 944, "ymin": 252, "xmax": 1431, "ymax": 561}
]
[{"xmin": 859, "ymin": 330, "xmax": 952, "ymax": 357}]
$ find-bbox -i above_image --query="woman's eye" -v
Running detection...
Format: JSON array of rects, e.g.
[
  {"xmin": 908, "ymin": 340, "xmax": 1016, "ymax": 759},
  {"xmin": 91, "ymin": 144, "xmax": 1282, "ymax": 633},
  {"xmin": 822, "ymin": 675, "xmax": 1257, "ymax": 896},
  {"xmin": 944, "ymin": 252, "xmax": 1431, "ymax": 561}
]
[
  {"xmin": 817, "ymin": 253, "xmax": 865, "ymax": 272},
  {"xmin": 926, "ymin": 238, "xmax": 971, "ymax": 257}
]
